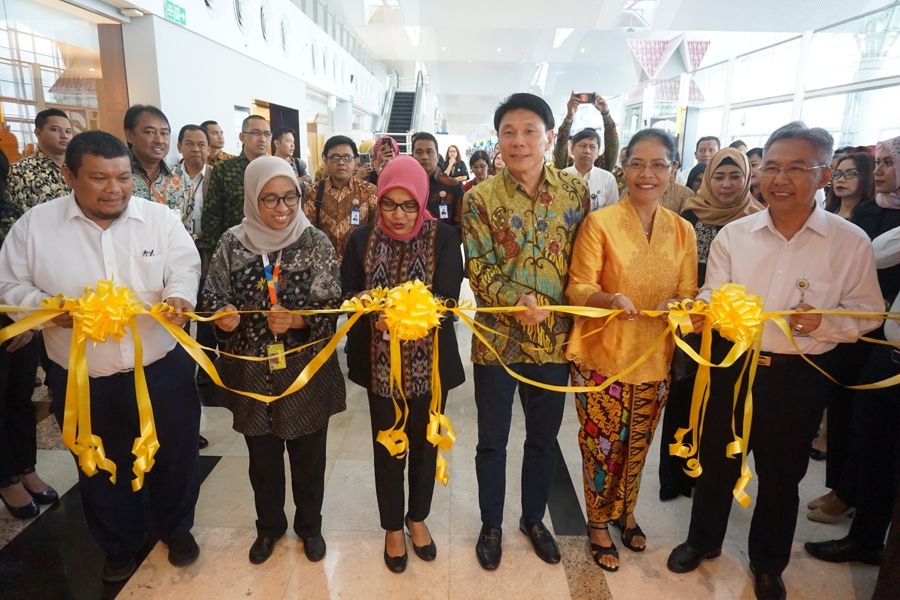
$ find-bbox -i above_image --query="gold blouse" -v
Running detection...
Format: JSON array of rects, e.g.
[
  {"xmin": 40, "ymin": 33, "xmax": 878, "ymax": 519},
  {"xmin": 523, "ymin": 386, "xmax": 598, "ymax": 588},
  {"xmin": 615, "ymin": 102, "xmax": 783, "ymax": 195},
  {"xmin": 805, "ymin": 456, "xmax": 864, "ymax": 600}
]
[{"xmin": 565, "ymin": 198, "xmax": 698, "ymax": 384}]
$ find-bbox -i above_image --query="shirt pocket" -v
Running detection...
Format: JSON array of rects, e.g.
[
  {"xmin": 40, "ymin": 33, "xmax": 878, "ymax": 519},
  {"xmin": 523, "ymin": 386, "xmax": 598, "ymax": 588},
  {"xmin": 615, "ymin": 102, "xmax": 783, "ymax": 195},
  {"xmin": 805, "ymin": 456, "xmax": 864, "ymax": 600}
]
[
  {"xmin": 801, "ymin": 278, "xmax": 842, "ymax": 309},
  {"xmin": 126, "ymin": 254, "xmax": 166, "ymax": 297}
]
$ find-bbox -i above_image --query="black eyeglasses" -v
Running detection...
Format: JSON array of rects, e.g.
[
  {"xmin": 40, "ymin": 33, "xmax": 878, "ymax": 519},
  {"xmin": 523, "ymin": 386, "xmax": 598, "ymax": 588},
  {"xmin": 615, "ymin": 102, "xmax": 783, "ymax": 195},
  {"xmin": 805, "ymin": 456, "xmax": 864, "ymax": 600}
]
[
  {"xmin": 832, "ymin": 169, "xmax": 860, "ymax": 181},
  {"xmin": 242, "ymin": 129, "xmax": 273, "ymax": 139},
  {"xmin": 379, "ymin": 199, "xmax": 419, "ymax": 213},
  {"xmin": 259, "ymin": 190, "xmax": 301, "ymax": 209},
  {"xmin": 326, "ymin": 154, "xmax": 355, "ymax": 163}
]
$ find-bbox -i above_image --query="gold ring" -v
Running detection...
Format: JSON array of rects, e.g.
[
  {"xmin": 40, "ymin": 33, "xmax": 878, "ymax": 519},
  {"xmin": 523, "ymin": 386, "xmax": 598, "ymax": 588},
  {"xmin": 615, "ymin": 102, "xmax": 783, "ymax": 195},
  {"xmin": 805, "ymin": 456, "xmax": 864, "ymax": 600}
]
[{"xmin": 794, "ymin": 324, "xmax": 803, "ymax": 331}]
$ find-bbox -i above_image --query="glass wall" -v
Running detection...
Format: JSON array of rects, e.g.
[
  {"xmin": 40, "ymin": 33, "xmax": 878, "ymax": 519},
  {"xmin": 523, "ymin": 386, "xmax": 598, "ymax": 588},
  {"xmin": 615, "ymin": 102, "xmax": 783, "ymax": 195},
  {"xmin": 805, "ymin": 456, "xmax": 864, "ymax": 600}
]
[
  {"xmin": 0, "ymin": 0, "xmax": 127, "ymax": 161},
  {"xmin": 622, "ymin": 4, "xmax": 900, "ymax": 156}
]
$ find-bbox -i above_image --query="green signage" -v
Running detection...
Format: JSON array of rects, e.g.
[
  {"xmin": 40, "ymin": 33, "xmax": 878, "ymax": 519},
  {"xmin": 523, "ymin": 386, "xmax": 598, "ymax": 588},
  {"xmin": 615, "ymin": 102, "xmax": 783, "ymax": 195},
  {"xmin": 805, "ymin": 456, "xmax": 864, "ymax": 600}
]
[{"xmin": 164, "ymin": 0, "xmax": 186, "ymax": 26}]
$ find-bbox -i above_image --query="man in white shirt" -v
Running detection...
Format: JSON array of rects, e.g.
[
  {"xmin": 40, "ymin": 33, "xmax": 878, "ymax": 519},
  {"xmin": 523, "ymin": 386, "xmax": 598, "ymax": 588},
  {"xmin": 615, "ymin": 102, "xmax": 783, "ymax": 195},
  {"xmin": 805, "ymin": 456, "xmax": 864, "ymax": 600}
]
[
  {"xmin": 666, "ymin": 122, "xmax": 884, "ymax": 600},
  {"xmin": 562, "ymin": 128, "xmax": 618, "ymax": 211},
  {"xmin": 0, "ymin": 131, "xmax": 203, "ymax": 583}
]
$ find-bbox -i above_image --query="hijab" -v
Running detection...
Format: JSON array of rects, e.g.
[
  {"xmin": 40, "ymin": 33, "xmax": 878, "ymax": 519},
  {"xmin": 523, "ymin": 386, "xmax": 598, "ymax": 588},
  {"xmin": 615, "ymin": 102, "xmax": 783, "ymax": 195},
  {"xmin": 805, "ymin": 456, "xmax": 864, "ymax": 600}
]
[
  {"xmin": 375, "ymin": 155, "xmax": 434, "ymax": 241},
  {"xmin": 232, "ymin": 156, "xmax": 311, "ymax": 254},
  {"xmin": 681, "ymin": 148, "xmax": 763, "ymax": 226},
  {"xmin": 876, "ymin": 136, "xmax": 900, "ymax": 209}
]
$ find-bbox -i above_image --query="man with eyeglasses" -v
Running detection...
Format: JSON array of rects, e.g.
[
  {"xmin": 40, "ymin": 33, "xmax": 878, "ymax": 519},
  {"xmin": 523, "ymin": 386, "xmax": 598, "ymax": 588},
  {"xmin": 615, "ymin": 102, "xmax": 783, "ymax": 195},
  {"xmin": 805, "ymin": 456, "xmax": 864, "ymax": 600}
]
[
  {"xmin": 411, "ymin": 132, "xmax": 464, "ymax": 239},
  {"xmin": 124, "ymin": 105, "xmax": 189, "ymax": 224},
  {"xmin": 302, "ymin": 135, "xmax": 376, "ymax": 263},
  {"xmin": 8, "ymin": 108, "xmax": 72, "ymax": 210},
  {"xmin": 667, "ymin": 122, "xmax": 884, "ymax": 600},
  {"xmin": 199, "ymin": 115, "xmax": 271, "ymax": 263}
]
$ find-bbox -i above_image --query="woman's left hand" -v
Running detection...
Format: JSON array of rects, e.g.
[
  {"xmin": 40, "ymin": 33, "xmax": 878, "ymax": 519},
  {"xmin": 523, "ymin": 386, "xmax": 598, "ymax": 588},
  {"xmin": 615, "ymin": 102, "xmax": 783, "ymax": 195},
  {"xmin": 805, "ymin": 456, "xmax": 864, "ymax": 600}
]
[{"xmin": 267, "ymin": 304, "xmax": 304, "ymax": 335}]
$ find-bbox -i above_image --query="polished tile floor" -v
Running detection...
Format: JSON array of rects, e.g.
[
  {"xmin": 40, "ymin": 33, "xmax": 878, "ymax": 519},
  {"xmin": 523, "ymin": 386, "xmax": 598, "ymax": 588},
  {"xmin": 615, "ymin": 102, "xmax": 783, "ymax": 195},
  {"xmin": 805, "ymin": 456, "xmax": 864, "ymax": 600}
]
[{"xmin": 0, "ymin": 312, "xmax": 882, "ymax": 599}]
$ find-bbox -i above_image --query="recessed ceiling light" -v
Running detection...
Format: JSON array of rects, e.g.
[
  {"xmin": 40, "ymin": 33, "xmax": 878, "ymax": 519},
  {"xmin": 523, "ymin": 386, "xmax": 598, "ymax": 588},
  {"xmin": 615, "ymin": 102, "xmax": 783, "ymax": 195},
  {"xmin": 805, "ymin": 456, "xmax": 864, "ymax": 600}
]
[
  {"xmin": 441, "ymin": 46, "xmax": 446, "ymax": 51},
  {"xmin": 580, "ymin": 47, "xmax": 585, "ymax": 53},
  {"xmin": 496, "ymin": 47, "xmax": 502, "ymax": 52}
]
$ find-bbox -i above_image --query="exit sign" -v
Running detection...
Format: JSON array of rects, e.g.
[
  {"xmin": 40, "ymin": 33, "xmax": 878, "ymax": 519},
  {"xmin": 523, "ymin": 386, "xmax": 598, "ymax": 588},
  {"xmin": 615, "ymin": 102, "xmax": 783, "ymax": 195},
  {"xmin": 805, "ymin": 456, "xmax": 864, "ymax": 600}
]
[{"xmin": 164, "ymin": 0, "xmax": 186, "ymax": 26}]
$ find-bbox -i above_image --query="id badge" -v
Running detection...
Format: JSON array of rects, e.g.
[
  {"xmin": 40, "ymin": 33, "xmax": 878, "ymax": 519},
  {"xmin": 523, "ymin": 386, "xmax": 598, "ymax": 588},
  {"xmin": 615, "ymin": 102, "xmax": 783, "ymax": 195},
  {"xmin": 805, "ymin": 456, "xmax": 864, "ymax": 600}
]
[
  {"xmin": 439, "ymin": 204, "xmax": 449, "ymax": 219},
  {"xmin": 350, "ymin": 207, "xmax": 361, "ymax": 225},
  {"xmin": 266, "ymin": 343, "xmax": 286, "ymax": 371}
]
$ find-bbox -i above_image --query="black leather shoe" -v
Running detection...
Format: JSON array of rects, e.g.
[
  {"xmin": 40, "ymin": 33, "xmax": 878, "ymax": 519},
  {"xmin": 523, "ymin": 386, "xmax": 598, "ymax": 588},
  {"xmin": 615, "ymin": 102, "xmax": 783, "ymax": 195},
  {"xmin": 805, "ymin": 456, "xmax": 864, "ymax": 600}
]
[
  {"xmin": 666, "ymin": 541, "xmax": 722, "ymax": 573},
  {"xmin": 405, "ymin": 517, "xmax": 436, "ymax": 561},
  {"xmin": 198, "ymin": 435, "xmax": 209, "ymax": 449},
  {"xmin": 749, "ymin": 563, "xmax": 786, "ymax": 600},
  {"xmin": 804, "ymin": 536, "xmax": 882, "ymax": 565},
  {"xmin": 519, "ymin": 517, "xmax": 561, "ymax": 564},
  {"xmin": 659, "ymin": 483, "xmax": 692, "ymax": 501},
  {"xmin": 383, "ymin": 541, "xmax": 408, "ymax": 573},
  {"xmin": 167, "ymin": 532, "xmax": 200, "ymax": 567},
  {"xmin": 0, "ymin": 493, "xmax": 39, "ymax": 519},
  {"xmin": 302, "ymin": 534, "xmax": 326, "ymax": 562},
  {"xmin": 102, "ymin": 554, "xmax": 137, "ymax": 583},
  {"xmin": 25, "ymin": 484, "xmax": 59, "ymax": 505},
  {"xmin": 475, "ymin": 525, "xmax": 502, "ymax": 570},
  {"xmin": 249, "ymin": 534, "xmax": 282, "ymax": 564}
]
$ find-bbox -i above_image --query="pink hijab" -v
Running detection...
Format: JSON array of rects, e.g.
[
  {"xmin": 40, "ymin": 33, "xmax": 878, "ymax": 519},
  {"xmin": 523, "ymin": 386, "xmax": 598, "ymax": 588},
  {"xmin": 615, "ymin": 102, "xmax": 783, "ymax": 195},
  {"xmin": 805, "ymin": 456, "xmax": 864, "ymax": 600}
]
[
  {"xmin": 376, "ymin": 155, "xmax": 434, "ymax": 241},
  {"xmin": 876, "ymin": 136, "xmax": 900, "ymax": 209}
]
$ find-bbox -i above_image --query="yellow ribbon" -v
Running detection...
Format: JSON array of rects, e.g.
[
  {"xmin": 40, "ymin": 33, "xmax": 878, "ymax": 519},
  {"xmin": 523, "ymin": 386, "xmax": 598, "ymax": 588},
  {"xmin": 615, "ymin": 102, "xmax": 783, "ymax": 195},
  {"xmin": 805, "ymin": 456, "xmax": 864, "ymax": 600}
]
[{"xmin": 0, "ymin": 279, "xmax": 897, "ymax": 499}]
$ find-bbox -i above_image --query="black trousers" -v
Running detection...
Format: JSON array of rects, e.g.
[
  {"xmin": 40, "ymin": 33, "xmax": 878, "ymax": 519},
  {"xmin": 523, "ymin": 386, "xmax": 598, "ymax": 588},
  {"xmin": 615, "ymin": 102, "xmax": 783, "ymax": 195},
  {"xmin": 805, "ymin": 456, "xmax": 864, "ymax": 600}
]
[
  {"xmin": 244, "ymin": 427, "xmax": 327, "ymax": 539},
  {"xmin": 824, "ymin": 342, "xmax": 869, "ymax": 502},
  {"xmin": 46, "ymin": 346, "xmax": 201, "ymax": 558},
  {"xmin": 473, "ymin": 363, "xmax": 568, "ymax": 528},
  {"xmin": 0, "ymin": 336, "xmax": 40, "ymax": 484},
  {"xmin": 873, "ymin": 465, "xmax": 900, "ymax": 600},
  {"xmin": 368, "ymin": 390, "xmax": 446, "ymax": 532},
  {"xmin": 847, "ymin": 346, "xmax": 900, "ymax": 550},
  {"xmin": 659, "ymin": 374, "xmax": 695, "ymax": 493},
  {"xmin": 686, "ymin": 349, "xmax": 836, "ymax": 575}
]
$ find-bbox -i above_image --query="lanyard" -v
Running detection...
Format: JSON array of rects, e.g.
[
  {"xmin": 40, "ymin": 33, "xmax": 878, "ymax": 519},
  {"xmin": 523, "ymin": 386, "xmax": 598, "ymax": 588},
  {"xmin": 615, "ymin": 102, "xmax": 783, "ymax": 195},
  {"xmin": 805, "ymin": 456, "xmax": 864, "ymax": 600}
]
[{"xmin": 261, "ymin": 250, "xmax": 283, "ymax": 306}]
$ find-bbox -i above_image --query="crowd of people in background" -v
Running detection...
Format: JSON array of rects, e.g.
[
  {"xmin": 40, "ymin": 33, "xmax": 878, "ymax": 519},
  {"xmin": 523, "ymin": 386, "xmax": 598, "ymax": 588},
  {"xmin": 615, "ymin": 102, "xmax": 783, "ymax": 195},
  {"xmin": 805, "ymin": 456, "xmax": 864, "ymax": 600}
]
[{"xmin": 0, "ymin": 90, "xmax": 898, "ymax": 600}]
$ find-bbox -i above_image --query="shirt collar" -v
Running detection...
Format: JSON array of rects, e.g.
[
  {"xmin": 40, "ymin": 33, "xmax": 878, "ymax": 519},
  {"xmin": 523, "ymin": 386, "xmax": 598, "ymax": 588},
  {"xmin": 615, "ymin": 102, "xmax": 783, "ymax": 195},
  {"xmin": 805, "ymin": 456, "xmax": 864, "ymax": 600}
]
[
  {"xmin": 501, "ymin": 164, "xmax": 557, "ymax": 198},
  {"xmin": 63, "ymin": 192, "xmax": 147, "ymax": 225},
  {"xmin": 34, "ymin": 149, "xmax": 63, "ymax": 170},
  {"xmin": 130, "ymin": 151, "xmax": 173, "ymax": 178},
  {"xmin": 752, "ymin": 203, "xmax": 829, "ymax": 238}
]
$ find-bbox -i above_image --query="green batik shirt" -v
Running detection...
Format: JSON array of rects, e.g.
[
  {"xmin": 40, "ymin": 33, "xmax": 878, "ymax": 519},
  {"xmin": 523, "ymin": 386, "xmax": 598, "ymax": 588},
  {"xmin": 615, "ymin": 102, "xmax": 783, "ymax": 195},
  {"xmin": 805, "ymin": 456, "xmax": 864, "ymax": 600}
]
[
  {"xmin": 462, "ymin": 165, "xmax": 590, "ymax": 365},
  {"xmin": 199, "ymin": 152, "xmax": 251, "ymax": 256},
  {"xmin": 7, "ymin": 150, "xmax": 70, "ymax": 210}
]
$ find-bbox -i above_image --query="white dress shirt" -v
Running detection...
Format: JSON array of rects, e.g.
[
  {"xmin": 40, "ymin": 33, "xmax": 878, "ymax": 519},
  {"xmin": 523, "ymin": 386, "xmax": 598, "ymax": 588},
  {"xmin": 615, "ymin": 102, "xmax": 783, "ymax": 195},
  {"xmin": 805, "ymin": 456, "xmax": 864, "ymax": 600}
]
[
  {"xmin": 700, "ymin": 206, "xmax": 883, "ymax": 354},
  {"xmin": 0, "ymin": 194, "xmax": 201, "ymax": 376},
  {"xmin": 872, "ymin": 225, "xmax": 900, "ymax": 269},
  {"xmin": 563, "ymin": 165, "xmax": 619, "ymax": 211}
]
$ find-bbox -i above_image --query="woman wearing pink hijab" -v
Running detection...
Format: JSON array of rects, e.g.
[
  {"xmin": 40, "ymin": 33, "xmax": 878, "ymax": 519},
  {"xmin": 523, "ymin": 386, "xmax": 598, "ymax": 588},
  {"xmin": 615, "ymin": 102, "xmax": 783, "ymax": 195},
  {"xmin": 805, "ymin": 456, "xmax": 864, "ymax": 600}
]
[{"xmin": 341, "ymin": 155, "xmax": 464, "ymax": 573}]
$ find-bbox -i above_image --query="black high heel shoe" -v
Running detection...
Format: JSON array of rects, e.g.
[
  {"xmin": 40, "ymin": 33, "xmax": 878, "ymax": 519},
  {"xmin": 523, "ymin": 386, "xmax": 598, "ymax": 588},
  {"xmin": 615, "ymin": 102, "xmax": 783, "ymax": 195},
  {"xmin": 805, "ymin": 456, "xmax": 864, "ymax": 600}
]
[
  {"xmin": 0, "ymin": 489, "xmax": 40, "ymax": 519},
  {"xmin": 383, "ymin": 533, "xmax": 408, "ymax": 573},
  {"xmin": 25, "ymin": 485, "xmax": 59, "ymax": 505},
  {"xmin": 405, "ymin": 516, "xmax": 436, "ymax": 561}
]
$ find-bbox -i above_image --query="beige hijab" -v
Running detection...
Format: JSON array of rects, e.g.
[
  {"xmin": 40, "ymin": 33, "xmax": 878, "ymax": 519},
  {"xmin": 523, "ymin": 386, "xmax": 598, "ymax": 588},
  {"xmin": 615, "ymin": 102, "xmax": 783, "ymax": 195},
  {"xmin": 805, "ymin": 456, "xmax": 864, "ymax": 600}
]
[
  {"xmin": 231, "ymin": 156, "xmax": 311, "ymax": 254},
  {"xmin": 681, "ymin": 148, "xmax": 763, "ymax": 226}
]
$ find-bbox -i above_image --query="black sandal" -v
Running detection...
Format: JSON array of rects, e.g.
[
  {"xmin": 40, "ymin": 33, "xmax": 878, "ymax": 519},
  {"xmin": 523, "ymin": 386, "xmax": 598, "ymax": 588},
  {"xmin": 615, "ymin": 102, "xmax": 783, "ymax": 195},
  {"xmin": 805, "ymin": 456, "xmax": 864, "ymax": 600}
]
[
  {"xmin": 588, "ymin": 523, "xmax": 619, "ymax": 572},
  {"xmin": 614, "ymin": 517, "xmax": 646, "ymax": 553}
]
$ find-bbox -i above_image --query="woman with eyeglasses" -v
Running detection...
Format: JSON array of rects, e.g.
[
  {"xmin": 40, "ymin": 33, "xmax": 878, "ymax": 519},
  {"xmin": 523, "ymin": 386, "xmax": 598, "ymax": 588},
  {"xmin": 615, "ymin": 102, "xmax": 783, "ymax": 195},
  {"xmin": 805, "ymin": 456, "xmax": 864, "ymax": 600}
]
[
  {"xmin": 200, "ymin": 156, "xmax": 346, "ymax": 566},
  {"xmin": 806, "ymin": 143, "xmax": 900, "ymax": 525},
  {"xmin": 658, "ymin": 147, "xmax": 763, "ymax": 504},
  {"xmin": 341, "ymin": 155, "xmax": 464, "ymax": 573},
  {"xmin": 464, "ymin": 150, "xmax": 492, "ymax": 192},
  {"xmin": 565, "ymin": 129, "xmax": 699, "ymax": 572}
]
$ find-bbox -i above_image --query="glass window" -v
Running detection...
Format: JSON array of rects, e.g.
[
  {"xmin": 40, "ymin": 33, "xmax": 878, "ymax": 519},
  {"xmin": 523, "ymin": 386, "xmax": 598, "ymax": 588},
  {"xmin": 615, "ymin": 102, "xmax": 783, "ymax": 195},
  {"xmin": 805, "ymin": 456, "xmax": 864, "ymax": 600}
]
[
  {"xmin": 731, "ymin": 38, "xmax": 802, "ymax": 103},
  {"xmin": 691, "ymin": 63, "xmax": 727, "ymax": 108},
  {"xmin": 802, "ymin": 86, "xmax": 900, "ymax": 146},
  {"xmin": 806, "ymin": 6, "xmax": 900, "ymax": 92},
  {"xmin": 727, "ymin": 102, "xmax": 793, "ymax": 148}
]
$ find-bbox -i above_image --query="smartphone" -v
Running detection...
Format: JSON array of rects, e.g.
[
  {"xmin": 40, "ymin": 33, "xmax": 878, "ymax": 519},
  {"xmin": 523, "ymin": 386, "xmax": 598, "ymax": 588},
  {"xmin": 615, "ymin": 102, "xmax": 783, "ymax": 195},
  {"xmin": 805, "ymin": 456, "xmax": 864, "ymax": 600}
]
[
  {"xmin": 359, "ymin": 154, "xmax": 371, "ymax": 166},
  {"xmin": 575, "ymin": 92, "xmax": 596, "ymax": 104}
]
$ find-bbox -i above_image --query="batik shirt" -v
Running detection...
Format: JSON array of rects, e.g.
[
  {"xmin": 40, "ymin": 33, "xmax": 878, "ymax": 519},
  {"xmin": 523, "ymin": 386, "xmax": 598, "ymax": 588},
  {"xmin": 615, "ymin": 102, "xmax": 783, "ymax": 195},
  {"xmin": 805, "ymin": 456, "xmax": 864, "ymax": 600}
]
[
  {"xmin": 552, "ymin": 112, "xmax": 620, "ymax": 172},
  {"xmin": 7, "ymin": 150, "xmax": 70, "ymax": 210},
  {"xmin": 199, "ymin": 152, "xmax": 251, "ymax": 256},
  {"xmin": 462, "ymin": 165, "xmax": 590, "ymax": 365},
  {"xmin": 207, "ymin": 149, "xmax": 235, "ymax": 167},
  {"xmin": 302, "ymin": 176, "xmax": 377, "ymax": 262},
  {"xmin": 131, "ymin": 155, "xmax": 189, "ymax": 225}
]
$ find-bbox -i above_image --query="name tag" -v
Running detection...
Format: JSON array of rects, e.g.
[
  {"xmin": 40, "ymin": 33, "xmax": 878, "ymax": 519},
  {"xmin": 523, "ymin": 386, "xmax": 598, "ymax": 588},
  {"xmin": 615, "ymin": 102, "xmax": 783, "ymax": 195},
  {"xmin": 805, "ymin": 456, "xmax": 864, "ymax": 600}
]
[
  {"xmin": 439, "ymin": 204, "xmax": 449, "ymax": 219},
  {"xmin": 267, "ymin": 343, "xmax": 286, "ymax": 371},
  {"xmin": 350, "ymin": 207, "xmax": 361, "ymax": 225}
]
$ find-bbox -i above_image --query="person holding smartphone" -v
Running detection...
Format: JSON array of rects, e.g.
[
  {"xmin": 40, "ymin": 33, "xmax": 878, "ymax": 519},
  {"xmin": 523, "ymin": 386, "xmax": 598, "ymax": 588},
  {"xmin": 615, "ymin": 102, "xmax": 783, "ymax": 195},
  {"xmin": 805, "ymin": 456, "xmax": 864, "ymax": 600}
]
[{"xmin": 553, "ymin": 91, "xmax": 620, "ymax": 172}]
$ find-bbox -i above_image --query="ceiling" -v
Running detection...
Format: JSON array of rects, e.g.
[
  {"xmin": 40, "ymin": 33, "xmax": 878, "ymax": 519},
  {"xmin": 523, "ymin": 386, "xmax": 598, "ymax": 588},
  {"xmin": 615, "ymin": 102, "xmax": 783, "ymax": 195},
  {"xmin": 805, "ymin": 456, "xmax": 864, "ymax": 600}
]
[{"xmin": 332, "ymin": 0, "xmax": 892, "ymax": 136}]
